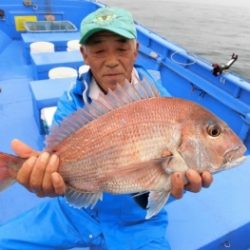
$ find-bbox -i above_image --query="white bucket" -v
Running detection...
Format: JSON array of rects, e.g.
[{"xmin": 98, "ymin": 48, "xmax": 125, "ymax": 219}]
[
  {"xmin": 41, "ymin": 106, "xmax": 57, "ymax": 131},
  {"xmin": 30, "ymin": 41, "xmax": 55, "ymax": 54},
  {"xmin": 67, "ymin": 39, "xmax": 80, "ymax": 51},
  {"xmin": 78, "ymin": 65, "xmax": 90, "ymax": 75},
  {"xmin": 48, "ymin": 67, "xmax": 78, "ymax": 79}
]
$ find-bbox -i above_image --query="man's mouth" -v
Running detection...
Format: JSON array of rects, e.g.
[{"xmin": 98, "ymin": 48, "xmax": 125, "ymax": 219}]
[{"xmin": 103, "ymin": 73, "xmax": 122, "ymax": 77}]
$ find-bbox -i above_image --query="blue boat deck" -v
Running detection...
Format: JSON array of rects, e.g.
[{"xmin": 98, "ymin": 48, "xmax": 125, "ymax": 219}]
[
  {"xmin": 0, "ymin": 40, "xmax": 81, "ymax": 249},
  {"xmin": 0, "ymin": 40, "xmax": 44, "ymax": 152},
  {"xmin": 0, "ymin": 39, "xmax": 45, "ymax": 219},
  {"xmin": 167, "ymin": 157, "xmax": 250, "ymax": 250}
]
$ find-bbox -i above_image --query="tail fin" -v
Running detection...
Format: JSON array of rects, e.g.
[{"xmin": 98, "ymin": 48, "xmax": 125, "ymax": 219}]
[{"xmin": 0, "ymin": 152, "xmax": 24, "ymax": 191}]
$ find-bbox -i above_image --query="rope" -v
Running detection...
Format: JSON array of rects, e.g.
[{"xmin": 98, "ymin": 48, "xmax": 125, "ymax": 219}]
[{"xmin": 170, "ymin": 51, "xmax": 197, "ymax": 66}]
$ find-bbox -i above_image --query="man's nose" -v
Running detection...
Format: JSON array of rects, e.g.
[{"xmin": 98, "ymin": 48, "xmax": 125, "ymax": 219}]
[{"xmin": 106, "ymin": 53, "xmax": 119, "ymax": 68}]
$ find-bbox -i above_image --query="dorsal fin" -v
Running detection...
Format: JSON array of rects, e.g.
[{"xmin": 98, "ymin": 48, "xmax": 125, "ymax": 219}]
[{"xmin": 45, "ymin": 78, "xmax": 160, "ymax": 151}]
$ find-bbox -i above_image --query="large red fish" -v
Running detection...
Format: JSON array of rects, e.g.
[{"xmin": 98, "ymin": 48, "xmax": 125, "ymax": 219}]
[{"xmin": 0, "ymin": 80, "xmax": 246, "ymax": 219}]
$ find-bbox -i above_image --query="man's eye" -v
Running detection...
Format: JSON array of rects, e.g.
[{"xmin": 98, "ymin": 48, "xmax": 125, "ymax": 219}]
[
  {"xmin": 118, "ymin": 48, "xmax": 127, "ymax": 52},
  {"xmin": 95, "ymin": 50, "xmax": 104, "ymax": 54}
]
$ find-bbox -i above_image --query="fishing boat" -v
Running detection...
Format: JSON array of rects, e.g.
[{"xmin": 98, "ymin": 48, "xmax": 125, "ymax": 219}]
[{"xmin": 0, "ymin": 0, "xmax": 250, "ymax": 249}]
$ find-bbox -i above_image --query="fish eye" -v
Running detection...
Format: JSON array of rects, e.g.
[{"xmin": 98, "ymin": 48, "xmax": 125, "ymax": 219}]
[{"xmin": 207, "ymin": 124, "xmax": 221, "ymax": 137}]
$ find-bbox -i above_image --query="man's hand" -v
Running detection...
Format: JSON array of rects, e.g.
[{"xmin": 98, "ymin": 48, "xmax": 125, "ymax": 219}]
[
  {"xmin": 11, "ymin": 139, "xmax": 66, "ymax": 197},
  {"xmin": 171, "ymin": 169, "xmax": 213, "ymax": 199}
]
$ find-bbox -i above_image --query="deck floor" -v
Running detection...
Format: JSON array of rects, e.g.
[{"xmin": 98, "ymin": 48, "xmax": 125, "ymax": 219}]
[
  {"xmin": 0, "ymin": 41, "xmax": 44, "ymax": 151},
  {"xmin": 0, "ymin": 40, "xmax": 47, "ymax": 223}
]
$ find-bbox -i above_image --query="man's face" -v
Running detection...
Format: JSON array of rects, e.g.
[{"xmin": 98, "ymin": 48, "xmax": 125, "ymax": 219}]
[{"xmin": 80, "ymin": 31, "xmax": 138, "ymax": 93}]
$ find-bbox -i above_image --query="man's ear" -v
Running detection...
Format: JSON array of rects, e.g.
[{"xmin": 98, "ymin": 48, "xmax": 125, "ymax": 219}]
[
  {"xmin": 80, "ymin": 46, "xmax": 89, "ymax": 64},
  {"xmin": 135, "ymin": 41, "xmax": 139, "ymax": 57}
]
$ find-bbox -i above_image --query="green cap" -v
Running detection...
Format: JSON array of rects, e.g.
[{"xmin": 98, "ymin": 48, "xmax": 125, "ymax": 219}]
[{"xmin": 79, "ymin": 7, "xmax": 137, "ymax": 44}]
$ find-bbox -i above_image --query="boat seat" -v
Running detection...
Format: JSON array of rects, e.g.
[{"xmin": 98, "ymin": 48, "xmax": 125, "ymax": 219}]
[
  {"xmin": 30, "ymin": 50, "xmax": 83, "ymax": 79},
  {"xmin": 29, "ymin": 77, "xmax": 76, "ymax": 134},
  {"xmin": 21, "ymin": 32, "xmax": 81, "ymax": 62}
]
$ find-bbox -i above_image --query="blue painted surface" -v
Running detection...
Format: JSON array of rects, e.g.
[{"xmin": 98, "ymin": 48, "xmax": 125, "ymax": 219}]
[
  {"xmin": 21, "ymin": 31, "xmax": 81, "ymax": 46},
  {"xmin": 0, "ymin": 1, "xmax": 250, "ymax": 249},
  {"xmin": 166, "ymin": 156, "xmax": 250, "ymax": 250},
  {"xmin": 0, "ymin": 0, "xmax": 100, "ymax": 39},
  {"xmin": 21, "ymin": 32, "xmax": 81, "ymax": 62},
  {"xmin": 30, "ymin": 50, "xmax": 83, "ymax": 79},
  {"xmin": 30, "ymin": 77, "xmax": 76, "ymax": 133},
  {"xmin": 0, "ymin": 41, "xmax": 44, "ymax": 152},
  {"xmin": 0, "ymin": 31, "xmax": 11, "ymax": 54}
]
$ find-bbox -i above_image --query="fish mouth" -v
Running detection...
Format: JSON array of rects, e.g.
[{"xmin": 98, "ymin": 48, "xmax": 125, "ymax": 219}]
[
  {"xmin": 223, "ymin": 144, "xmax": 247, "ymax": 163},
  {"xmin": 212, "ymin": 145, "xmax": 247, "ymax": 174},
  {"xmin": 211, "ymin": 156, "xmax": 246, "ymax": 174}
]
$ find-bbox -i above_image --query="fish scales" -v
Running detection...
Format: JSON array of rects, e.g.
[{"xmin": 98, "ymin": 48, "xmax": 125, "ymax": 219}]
[
  {"xmin": 56, "ymin": 98, "xmax": 180, "ymax": 193},
  {"xmin": 101, "ymin": 163, "xmax": 169, "ymax": 193},
  {"xmin": 54, "ymin": 98, "xmax": 181, "ymax": 158}
]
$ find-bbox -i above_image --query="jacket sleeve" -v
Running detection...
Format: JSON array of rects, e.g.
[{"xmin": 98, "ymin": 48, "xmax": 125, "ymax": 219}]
[{"xmin": 52, "ymin": 89, "xmax": 79, "ymax": 127}]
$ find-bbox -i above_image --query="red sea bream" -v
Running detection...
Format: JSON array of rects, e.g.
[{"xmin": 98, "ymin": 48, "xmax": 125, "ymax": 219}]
[{"xmin": 0, "ymin": 80, "xmax": 246, "ymax": 219}]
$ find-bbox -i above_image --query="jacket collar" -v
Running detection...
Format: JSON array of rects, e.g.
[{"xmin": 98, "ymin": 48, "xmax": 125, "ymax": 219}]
[{"xmin": 71, "ymin": 64, "xmax": 153, "ymax": 102}]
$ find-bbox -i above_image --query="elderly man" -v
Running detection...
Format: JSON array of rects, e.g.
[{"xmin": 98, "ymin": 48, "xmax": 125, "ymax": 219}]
[{"xmin": 0, "ymin": 7, "xmax": 212, "ymax": 250}]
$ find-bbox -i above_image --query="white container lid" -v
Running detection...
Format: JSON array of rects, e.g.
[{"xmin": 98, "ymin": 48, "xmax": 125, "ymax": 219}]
[
  {"xmin": 67, "ymin": 39, "xmax": 80, "ymax": 51},
  {"xmin": 30, "ymin": 41, "xmax": 55, "ymax": 53},
  {"xmin": 48, "ymin": 67, "xmax": 78, "ymax": 79}
]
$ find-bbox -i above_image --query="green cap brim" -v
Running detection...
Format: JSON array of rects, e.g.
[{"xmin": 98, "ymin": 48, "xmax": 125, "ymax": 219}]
[{"xmin": 80, "ymin": 27, "xmax": 136, "ymax": 44}]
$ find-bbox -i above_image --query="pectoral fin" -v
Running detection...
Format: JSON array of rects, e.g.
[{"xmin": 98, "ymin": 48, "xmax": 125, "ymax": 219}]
[
  {"xmin": 65, "ymin": 187, "xmax": 103, "ymax": 209},
  {"xmin": 146, "ymin": 190, "xmax": 170, "ymax": 219}
]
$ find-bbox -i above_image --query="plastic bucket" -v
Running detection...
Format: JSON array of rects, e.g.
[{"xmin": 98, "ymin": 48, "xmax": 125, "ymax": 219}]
[
  {"xmin": 67, "ymin": 39, "xmax": 80, "ymax": 51},
  {"xmin": 48, "ymin": 67, "xmax": 78, "ymax": 79},
  {"xmin": 30, "ymin": 41, "xmax": 55, "ymax": 54}
]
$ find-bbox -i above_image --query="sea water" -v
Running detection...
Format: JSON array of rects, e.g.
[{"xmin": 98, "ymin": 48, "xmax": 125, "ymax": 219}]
[{"xmin": 102, "ymin": 0, "xmax": 250, "ymax": 81}]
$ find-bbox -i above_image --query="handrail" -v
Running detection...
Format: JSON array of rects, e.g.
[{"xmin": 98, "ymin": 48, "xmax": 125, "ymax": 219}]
[{"xmin": 138, "ymin": 45, "xmax": 250, "ymax": 118}]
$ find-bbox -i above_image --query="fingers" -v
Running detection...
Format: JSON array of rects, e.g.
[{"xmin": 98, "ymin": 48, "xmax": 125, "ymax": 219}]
[
  {"xmin": 29, "ymin": 152, "xmax": 50, "ymax": 193},
  {"xmin": 37, "ymin": 173, "xmax": 66, "ymax": 197},
  {"xmin": 16, "ymin": 152, "xmax": 65, "ymax": 197},
  {"xmin": 11, "ymin": 139, "xmax": 39, "ymax": 158},
  {"xmin": 51, "ymin": 172, "xmax": 66, "ymax": 195},
  {"xmin": 170, "ymin": 169, "xmax": 213, "ymax": 199},
  {"xmin": 171, "ymin": 172, "xmax": 185, "ymax": 199},
  {"xmin": 41, "ymin": 154, "xmax": 60, "ymax": 195},
  {"xmin": 41, "ymin": 155, "xmax": 66, "ymax": 196},
  {"xmin": 16, "ymin": 156, "xmax": 37, "ymax": 191},
  {"xmin": 201, "ymin": 171, "xmax": 213, "ymax": 188},
  {"xmin": 16, "ymin": 152, "xmax": 49, "ymax": 192},
  {"xmin": 185, "ymin": 169, "xmax": 202, "ymax": 193}
]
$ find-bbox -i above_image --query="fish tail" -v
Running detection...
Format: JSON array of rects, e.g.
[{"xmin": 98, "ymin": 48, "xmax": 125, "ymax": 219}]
[{"xmin": 0, "ymin": 152, "xmax": 23, "ymax": 191}]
